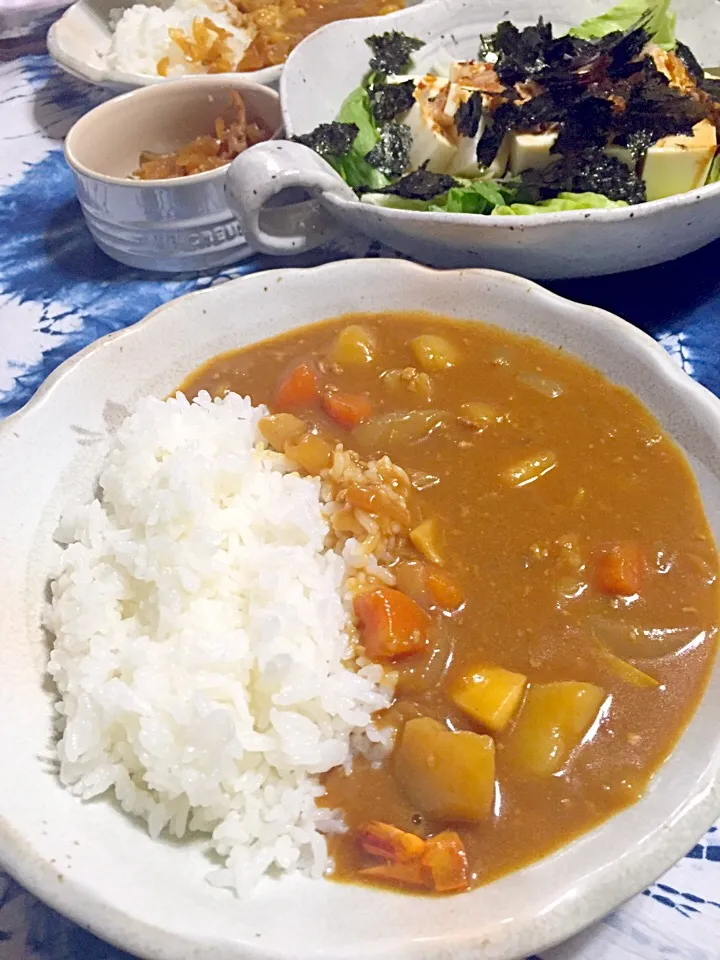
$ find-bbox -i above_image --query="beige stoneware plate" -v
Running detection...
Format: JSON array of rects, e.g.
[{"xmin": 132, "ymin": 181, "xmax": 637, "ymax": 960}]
[{"xmin": 0, "ymin": 260, "xmax": 719, "ymax": 960}]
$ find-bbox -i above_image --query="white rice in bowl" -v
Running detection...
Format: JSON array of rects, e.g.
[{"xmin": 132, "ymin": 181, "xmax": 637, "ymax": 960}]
[
  {"xmin": 105, "ymin": 0, "xmax": 254, "ymax": 78},
  {"xmin": 46, "ymin": 391, "xmax": 394, "ymax": 895}
]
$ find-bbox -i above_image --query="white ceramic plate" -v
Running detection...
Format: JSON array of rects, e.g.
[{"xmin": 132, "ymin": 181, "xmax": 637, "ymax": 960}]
[
  {"xmin": 46, "ymin": 0, "xmax": 423, "ymax": 92},
  {"xmin": 223, "ymin": 0, "xmax": 720, "ymax": 278},
  {"xmin": 1, "ymin": 260, "xmax": 719, "ymax": 960}
]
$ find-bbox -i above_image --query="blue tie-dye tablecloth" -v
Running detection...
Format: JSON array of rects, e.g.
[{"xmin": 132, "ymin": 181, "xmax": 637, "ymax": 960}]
[{"xmin": 1, "ymin": 18, "xmax": 720, "ymax": 960}]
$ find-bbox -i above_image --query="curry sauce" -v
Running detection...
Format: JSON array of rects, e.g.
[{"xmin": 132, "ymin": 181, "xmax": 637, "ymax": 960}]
[{"xmin": 180, "ymin": 311, "xmax": 719, "ymax": 893}]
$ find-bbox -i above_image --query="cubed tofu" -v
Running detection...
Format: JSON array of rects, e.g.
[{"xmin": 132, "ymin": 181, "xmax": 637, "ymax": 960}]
[
  {"xmin": 449, "ymin": 112, "xmax": 487, "ymax": 176},
  {"xmin": 451, "ymin": 665, "xmax": 527, "ymax": 733},
  {"xmin": 506, "ymin": 681, "xmax": 607, "ymax": 776},
  {"xmin": 405, "ymin": 99, "xmax": 457, "ymax": 173},
  {"xmin": 451, "ymin": 124, "xmax": 511, "ymax": 179},
  {"xmin": 508, "ymin": 131, "xmax": 558, "ymax": 175},
  {"xmin": 642, "ymin": 120, "xmax": 717, "ymax": 201},
  {"xmin": 405, "ymin": 77, "xmax": 466, "ymax": 174},
  {"xmin": 394, "ymin": 717, "xmax": 496, "ymax": 821}
]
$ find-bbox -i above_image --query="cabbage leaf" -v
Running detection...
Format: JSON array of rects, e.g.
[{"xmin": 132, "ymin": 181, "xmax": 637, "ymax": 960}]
[{"xmin": 569, "ymin": 0, "xmax": 677, "ymax": 50}]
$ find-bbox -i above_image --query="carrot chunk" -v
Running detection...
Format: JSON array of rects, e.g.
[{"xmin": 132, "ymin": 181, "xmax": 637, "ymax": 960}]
[
  {"xmin": 274, "ymin": 363, "xmax": 319, "ymax": 410},
  {"xmin": 354, "ymin": 587, "xmax": 429, "ymax": 660},
  {"xmin": 357, "ymin": 821, "xmax": 427, "ymax": 863},
  {"xmin": 322, "ymin": 389, "xmax": 373, "ymax": 429},
  {"xmin": 595, "ymin": 543, "xmax": 644, "ymax": 596},
  {"xmin": 360, "ymin": 860, "xmax": 430, "ymax": 889},
  {"xmin": 422, "ymin": 831, "xmax": 470, "ymax": 893},
  {"xmin": 425, "ymin": 568, "xmax": 464, "ymax": 610}
]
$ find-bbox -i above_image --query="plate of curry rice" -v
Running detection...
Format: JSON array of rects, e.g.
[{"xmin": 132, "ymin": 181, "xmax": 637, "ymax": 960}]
[
  {"xmin": 47, "ymin": 0, "xmax": 420, "ymax": 91},
  {"xmin": 0, "ymin": 259, "xmax": 718, "ymax": 960}
]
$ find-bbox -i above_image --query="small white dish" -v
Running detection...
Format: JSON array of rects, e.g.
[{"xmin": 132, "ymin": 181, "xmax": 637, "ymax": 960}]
[
  {"xmin": 0, "ymin": 259, "xmax": 719, "ymax": 960},
  {"xmin": 47, "ymin": 0, "xmax": 423, "ymax": 92},
  {"xmin": 224, "ymin": 0, "xmax": 720, "ymax": 279},
  {"xmin": 64, "ymin": 75, "xmax": 282, "ymax": 272},
  {"xmin": 47, "ymin": 0, "xmax": 284, "ymax": 90}
]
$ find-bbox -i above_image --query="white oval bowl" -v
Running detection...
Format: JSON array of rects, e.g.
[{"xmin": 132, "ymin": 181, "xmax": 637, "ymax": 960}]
[
  {"xmin": 1, "ymin": 260, "xmax": 719, "ymax": 960},
  {"xmin": 47, "ymin": 0, "xmax": 423, "ymax": 92},
  {"xmin": 64, "ymin": 75, "xmax": 282, "ymax": 272},
  {"xmin": 224, "ymin": 0, "xmax": 720, "ymax": 278}
]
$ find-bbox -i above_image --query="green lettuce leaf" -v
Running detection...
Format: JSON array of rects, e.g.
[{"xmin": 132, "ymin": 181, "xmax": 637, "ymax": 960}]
[
  {"xmin": 569, "ymin": 0, "xmax": 676, "ymax": 50},
  {"xmin": 492, "ymin": 192, "xmax": 629, "ymax": 215},
  {"xmin": 331, "ymin": 87, "xmax": 389, "ymax": 191},
  {"xmin": 361, "ymin": 179, "xmax": 518, "ymax": 213},
  {"xmin": 443, "ymin": 180, "xmax": 510, "ymax": 214},
  {"xmin": 360, "ymin": 193, "xmax": 441, "ymax": 210},
  {"xmin": 707, "ymin": 152, "xmax": 720, "ymax": 184}
]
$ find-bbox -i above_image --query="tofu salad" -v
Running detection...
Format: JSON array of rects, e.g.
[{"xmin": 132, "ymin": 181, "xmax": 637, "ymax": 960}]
[{"xmin": 293, "ymin": 0, "xmax": 720, "ymax": 216}]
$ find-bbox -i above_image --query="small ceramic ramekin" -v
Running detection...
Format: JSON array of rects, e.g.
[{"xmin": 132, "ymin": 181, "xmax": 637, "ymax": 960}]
[{"xmin": 64, "ymin": 76, "xmax": 282, "ymax": 272}]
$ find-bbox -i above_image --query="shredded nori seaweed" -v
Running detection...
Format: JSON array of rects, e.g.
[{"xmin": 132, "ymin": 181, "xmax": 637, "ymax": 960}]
[
  {"xmin": 456, "ymin": 91, "xmax": 483, "ymax": 138},
  {"xmin": 474, "ymin": 26, "xmax": 714, "ymax": 176},
  {"xmin": 674, "ymin": 40, "xmax": 704, "ymax": 85},
  {"xmin": 552, "ymin": 96, "xmax": 614, "ymax": 153},
  {"xmin": 376, "ymin": 165, "xmax": 458, "ymax": 200},
  {"xmin": 613, "ymin": 65, "xmax": 707, "ymax": 143},
  {"xmin": 366, "ymin": 31, "xmax": 424, "ymax": 75},
  {"xmin": 487, "ymin": 13, "xmax": 653, "ymax": 90},
  {"xmin": 619, "ymin": 129, "xmax": 656, "ymax": 160},
  {"xmin": 702, "ymin": 77, "xmax": 720, "ymax": 101},
  {"xmin": 293, "ymin": 122, "xmax": 359, "ymax": 159},
  {"xmin": 521, "ymin": 148, "xmax": 646, "ymax": 203},
  {"xmin": 475, "ymin": 93, "xmax": 564, "ymax": 167},
  {"xmin": 492, "ymin": 17, "xmax": 554, "ymax": 84},
  {"xmin": 476, "ymin": 123, "xmax": 507, "ymax": 168},
  {"xmin": 369, "ymin": 80, "xmax": 416, "ymax": 123},
  {"xmin": 365, "ymin": 123, "xmax": 413, "ymax": 176}
]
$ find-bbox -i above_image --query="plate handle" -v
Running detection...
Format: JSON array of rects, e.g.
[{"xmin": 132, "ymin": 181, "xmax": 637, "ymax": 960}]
[{"xmin": 226, "ymin": 141, "xmax": 356, "ymax": 255}]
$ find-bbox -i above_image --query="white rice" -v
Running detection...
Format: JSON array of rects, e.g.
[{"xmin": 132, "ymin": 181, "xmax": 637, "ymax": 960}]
[
  {"xmin": 105, "ymin": 0, "xmax": 253, "ymax": 77},
  {"xmin": 46, "ymin": 392, "xmax": 393, "ymax": 895}
]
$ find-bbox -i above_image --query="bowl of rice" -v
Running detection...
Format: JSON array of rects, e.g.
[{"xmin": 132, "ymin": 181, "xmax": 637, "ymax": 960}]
[
  {"xmin": 47, "ymin": 0, "xmax": 418, "ymax": 92},
  {"xmin": 63, "ymin": 73, "xmax": 282, "ymax": 271},
  {"xmin": 0, "ymin": 258, "xmax": 719, "ymax": 960}
]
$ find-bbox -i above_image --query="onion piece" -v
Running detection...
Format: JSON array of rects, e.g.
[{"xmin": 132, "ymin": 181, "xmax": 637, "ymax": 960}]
[{"xmin": 517, "ymin": 371, "xmax": 564, "ymax": 398}]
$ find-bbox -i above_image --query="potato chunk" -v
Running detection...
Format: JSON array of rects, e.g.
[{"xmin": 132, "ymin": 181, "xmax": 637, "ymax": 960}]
[
  {"xmin": 284, "ymin": 432, "xmax": 334, "ymax": 475},
  {"xmin": 506, "ymin": 681, "xmax": 607, "ymax": 776},
  {"xmin": 410, "ymin": 517, "xmax": 443, "ymax": 565},
  {"xmin": 258, "ymin": 413, "xmax": 307, "ymax": 451},
  {"xmin": 411, "ymin": 335, "xmax": 459, "ymax": 371},
  {"xmin": 394, "ymin": 717, "xmax": 495, "ymax": 821},
  {"xmin": 451, "ymin": 665, "xmax": 527, "ymax": 733},
  {"xmin": 329, "ymin": 324, "xmax": 375, "ymax": 366}
]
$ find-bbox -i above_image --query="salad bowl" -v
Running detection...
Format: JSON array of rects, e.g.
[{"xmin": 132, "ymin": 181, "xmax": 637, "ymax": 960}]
[{"xmin": 225, "ymin": 0, "xmax": 720, "ymax": 278}]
